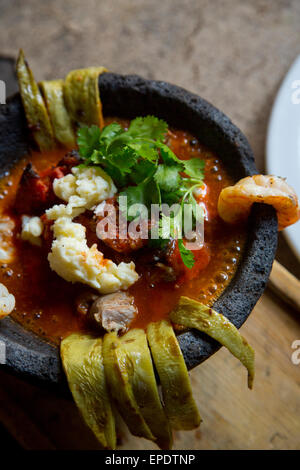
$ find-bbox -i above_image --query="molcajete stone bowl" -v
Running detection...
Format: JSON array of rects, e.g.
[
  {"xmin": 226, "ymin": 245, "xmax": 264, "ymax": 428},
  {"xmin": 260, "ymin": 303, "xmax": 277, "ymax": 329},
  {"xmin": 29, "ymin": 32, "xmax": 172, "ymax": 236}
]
[{"xmin": 0, "ymin": 73, "xmax": 277, "ymax": 391}]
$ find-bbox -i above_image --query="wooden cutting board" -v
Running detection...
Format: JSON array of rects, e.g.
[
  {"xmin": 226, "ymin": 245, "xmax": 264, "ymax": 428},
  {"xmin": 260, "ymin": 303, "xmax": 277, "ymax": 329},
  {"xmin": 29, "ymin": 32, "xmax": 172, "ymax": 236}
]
[{"xmin": 0, "ymin": 280, "xmax": 299, "ymax": 450}]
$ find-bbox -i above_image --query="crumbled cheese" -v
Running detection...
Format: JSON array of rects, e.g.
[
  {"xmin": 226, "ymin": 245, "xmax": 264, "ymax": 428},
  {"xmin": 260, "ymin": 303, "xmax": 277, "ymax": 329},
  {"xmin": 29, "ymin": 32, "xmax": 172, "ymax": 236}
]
[
  {"xmin": 21, "ymin": 216, "xmax": 44, "ymax": 247},
  {"xmin": 0, "ymin": 283, "xmax": 15, "ymax": 319},
  {"xmin": 46, "ymin": 196, "xmax": 86, "ymax": 220},
  {"xmin": 46, "ymin": 166, "xmax": 138, "ymax": 293},
  {"xmin": 72, "ymin": 166, "xmax": 116, "ymax": 207},
  {"xmin": 53, "ymin": 173, "xmax": 77, "ymax": 201},
  {"xmin": 47, "ymin": 166, "xmax": 117, "ymax": 220},
  {"xmin": 48, "ymin": 217, "xmax": 139, "ymax": 294},
  {"xmin": 0, "ymin": 215, "xmax": 16, "ymax": 263},
  {"xmin": 53, "ymin": 216, "xmax": 86, "ymax": 240}
]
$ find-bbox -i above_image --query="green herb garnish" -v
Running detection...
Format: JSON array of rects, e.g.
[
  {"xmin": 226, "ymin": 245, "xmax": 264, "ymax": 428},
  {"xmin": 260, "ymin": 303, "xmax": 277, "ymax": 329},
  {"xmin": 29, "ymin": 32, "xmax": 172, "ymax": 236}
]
[
  {"xmin": 178, "ymin": 239, "xmax": 195, "ymax": 269},
  {"xmin": 77, "ymin": 116, "xmax": 205, "ymax": 268}
]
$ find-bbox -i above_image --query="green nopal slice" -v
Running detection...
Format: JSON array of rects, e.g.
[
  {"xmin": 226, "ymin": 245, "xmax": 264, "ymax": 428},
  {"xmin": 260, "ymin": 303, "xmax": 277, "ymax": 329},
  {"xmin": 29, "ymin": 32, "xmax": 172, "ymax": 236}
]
[
  {"xmin": 170, "ymin": 296, "xmax": 255, "ymax": 389},
  {"xmin": 61, "ymin": 333, "xmax": 116, "ymax": 449},
  {"xmin": 39, "ymin": 79, "xmax": 76, "ymax": 148},
  {"xmin": 63, "ymin": 66, "xmax": 107, "ymax": 128},
  {"xmin": 16, "ymin": 49, "xmax": 54, "ymax": 151},
  {"xmin": 104, "ymin": 329, "xmax": 172, "ymax": 449},
  {"xmin": 147, "ymin": 320, "xmax": 201, "ymax": 431},
  {"xmin": 103, "ymin": 330, "xmax": 159, "ymax": 444},
  {"xmin": 120, "ymin": 329, "xmax": 172, "ymax": 449}
]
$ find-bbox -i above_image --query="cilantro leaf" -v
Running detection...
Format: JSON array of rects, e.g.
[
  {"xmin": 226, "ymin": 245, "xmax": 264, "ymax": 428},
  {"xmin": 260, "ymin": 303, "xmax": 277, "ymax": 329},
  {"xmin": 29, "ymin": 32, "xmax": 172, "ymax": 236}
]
[
  {"xmin": 130, "ymin": 159, "xmax": 157, "ymax": 184},
  {"xmin": 100, "ymin": 123, "xmax": 123, "ymax": 140},
  {"xmin": 183, "ymin": 158, "xmax": 205, "ymax": 179},
  {"xmin": 100, "ymin": 123, "xmax": 124, "ymax": 145},
  {"xmin": 77, "ymin": 125, "xmax": 101, "ymax": 159},
  {"xmin": 158, "ymin": 142, "xmax": 181, "ymax": 166},
  {"xmin": 178, "ymin": 239, "xmax": 195, "ymax": 269},
  {"xmin": 89, "ymin": 145, "xmax": 136, "ymax": 179},
  {"xmin": 109, "ymin": 146, "xmax": 138, "ymax": 173},
  {"xmin": 119, "ymin": 184, "xmax": 147, "ymax": 219},
  {"xmin": 186, "ymin": 191, "xmax": 204, "ymax": 224},
  {"xmin": 154, "ymin": 164, "xmax": 181, "ymax": 192},
  {"xmin": 127, "ymin": 116, "xmax": 167, "ymax": 141},
  {"xmin": 76, "ymin": 117, "xmax": 205, "ymax": 270},
  {"xmin": 160, "ymin": 210, "xmax": 182, "ymax": 239},
  {"xmin": 161, "ymin": 187, "xmax": 185, "ymax": 205},
  {"xmin": 90, "ymin": 149, "xmax": 103, "ymax": 164},
  {"xmin": 105, "ymin": 165, "xmax": 128, "ymax": 187},
  {"xmin": 119, "ymin": 177, "xmax": 161, "ymax": 221},
  {"xmin": 106, "ymin": 132, "xmax": 133, "ymax": 155},
  {"xmin": 127, "ymin": 140, "xmax": 158, "ymax": 162}
]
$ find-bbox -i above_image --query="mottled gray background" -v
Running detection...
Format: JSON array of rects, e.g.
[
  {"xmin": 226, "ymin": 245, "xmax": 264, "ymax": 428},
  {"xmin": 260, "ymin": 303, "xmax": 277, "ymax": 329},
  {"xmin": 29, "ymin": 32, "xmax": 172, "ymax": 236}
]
[{"xmin": 0, "ymin": 0, "xmax": 299, "ymax": 274}]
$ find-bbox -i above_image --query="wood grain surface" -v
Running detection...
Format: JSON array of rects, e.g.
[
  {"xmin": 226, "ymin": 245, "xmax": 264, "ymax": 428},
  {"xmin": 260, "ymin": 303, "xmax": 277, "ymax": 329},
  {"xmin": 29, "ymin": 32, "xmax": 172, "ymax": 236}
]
[{"xmin": 269, "ymin": 260, "xmax": 300, "ymax": 313}]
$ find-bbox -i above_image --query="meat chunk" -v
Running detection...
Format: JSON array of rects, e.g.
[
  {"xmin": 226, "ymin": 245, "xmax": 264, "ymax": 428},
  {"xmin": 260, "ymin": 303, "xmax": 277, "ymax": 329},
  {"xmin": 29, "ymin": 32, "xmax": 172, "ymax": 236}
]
[
  {"xmin": 75, "ymin": 290, "xmax": 98, "ymax": 317},
  {"xmin": 56, "ymin": 150, "xmax": 81, "ymax": 173},
  {"xmin": 14, "ymin": 150, "xmax": 81, "ymax": 215},
  {"xmin": 89, "ymin": 291, "xmax": 138, "ymax": 334},
  {"xmin": 14, "ymin": 163, "xmax": 47, "ymax": 215},
  {"xmin": 95, "ymin": 197, "xmax": 148, "ymax": 254}
]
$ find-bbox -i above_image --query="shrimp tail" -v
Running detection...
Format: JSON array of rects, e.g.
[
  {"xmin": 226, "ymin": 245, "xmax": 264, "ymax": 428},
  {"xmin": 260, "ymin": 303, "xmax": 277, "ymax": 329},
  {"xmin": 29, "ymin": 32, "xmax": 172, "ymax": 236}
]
[{"xmin": 218, "ymin": 175, "xmax": 300, "ymax": 231}]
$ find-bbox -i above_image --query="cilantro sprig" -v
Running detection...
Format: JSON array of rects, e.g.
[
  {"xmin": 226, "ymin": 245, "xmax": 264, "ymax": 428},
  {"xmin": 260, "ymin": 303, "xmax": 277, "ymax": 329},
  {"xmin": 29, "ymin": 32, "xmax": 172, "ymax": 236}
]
[
  {"xmin": 77, "ymin": 116, "xmax": 205, "ymax": 269},
  {"xmin": 178, "ymin": 239, "xmax": 195, "ymax": 269}
]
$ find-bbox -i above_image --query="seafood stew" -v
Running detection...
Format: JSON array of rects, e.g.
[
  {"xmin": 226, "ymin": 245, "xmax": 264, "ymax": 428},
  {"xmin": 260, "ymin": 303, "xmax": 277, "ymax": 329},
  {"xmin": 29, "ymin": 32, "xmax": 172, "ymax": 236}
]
[
  {"xmin": 1, "ymin": 51, "xmax": 297, "ymax": 449},
  {"xmin": 0, "ymin": 121, "xmax": 246, "ymax": 343}
]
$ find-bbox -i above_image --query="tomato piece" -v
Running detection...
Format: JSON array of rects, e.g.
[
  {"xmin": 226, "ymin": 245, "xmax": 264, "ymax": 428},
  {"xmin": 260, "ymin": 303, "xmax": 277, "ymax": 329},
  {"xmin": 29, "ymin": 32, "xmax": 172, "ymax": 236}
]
[{"xmin": 166, "ymin": 239, "xmax": 210, "ymax": 284}]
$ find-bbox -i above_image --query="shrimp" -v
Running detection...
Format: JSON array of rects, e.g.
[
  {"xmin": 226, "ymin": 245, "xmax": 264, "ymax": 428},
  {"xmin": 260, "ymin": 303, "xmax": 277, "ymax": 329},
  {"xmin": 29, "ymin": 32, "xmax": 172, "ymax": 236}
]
[{"xmin": 218, "ymin": 175, "xmax": 300, "ymax": 231}]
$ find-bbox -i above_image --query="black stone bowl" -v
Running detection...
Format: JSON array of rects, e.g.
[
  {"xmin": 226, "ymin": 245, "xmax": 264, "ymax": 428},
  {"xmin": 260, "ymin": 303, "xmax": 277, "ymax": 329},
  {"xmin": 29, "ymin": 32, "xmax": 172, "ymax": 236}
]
[{"xmin": 0, "ymin": 73, "xmax": 277, "ymax": 392}]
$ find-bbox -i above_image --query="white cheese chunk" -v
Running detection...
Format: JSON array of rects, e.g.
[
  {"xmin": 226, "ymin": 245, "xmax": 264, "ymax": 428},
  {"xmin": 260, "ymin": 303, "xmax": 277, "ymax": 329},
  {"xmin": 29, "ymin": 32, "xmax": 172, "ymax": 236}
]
[
  {"xmin": 0, "ymin": 283, "xmax": 15, "ymax": 319},
  {"xmin": 0, "ymin": 215, "xmax": 15, "ymax": 263},
  {"xmin": 53, "ymin": 173, "xmax": 77, "ymax": 201},
  {"xmin": 46, "ymin": 166, "xmax": 138, "ymax": 293},
  {"xmin": 47, "ymin": 166, "xmax": 117, "ymax": 220},
  {"xmin": 48, "ymin": 217, "xmax": 139, "ymax": 294},
  {"xmin": 21, "ymin": 216, "xmax": 44, "ymax": 247}
]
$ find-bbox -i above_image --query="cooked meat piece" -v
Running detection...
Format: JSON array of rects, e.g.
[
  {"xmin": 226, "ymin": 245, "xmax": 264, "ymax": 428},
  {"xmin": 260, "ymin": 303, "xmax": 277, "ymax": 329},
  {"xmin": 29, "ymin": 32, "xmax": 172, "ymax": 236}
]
[
  {"xmin": 89, "ymin": 291, "xmax": 138, "ymax": 334},
  {"xmin": 57, "ymin": 150, "xmax": 81, "ymax": 172},
  {"xmin": 155, "ymin": 262, "xmax": 177, "ymax": 282},
  {"xmin": 75, "ymin": 290, "xmax": 98, "ymax": 317},
  {"xmin": 14, "ymin": 163, "xmax": 50, "ymax": 215},
  {"xmin": 95, "ymin": 197, "xmax": 148, "ymax": 254},
  {"xmin": 14, "ymin": 151, "xmax": 81, "ymax": 216}
]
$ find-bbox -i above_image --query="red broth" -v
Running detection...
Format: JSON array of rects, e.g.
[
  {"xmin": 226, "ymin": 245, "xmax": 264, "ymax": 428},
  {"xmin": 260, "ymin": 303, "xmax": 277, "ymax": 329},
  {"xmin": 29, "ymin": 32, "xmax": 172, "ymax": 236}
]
[{"xmin": 0, "ymin": 120, "xmax": 246, "ymax": 343}]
